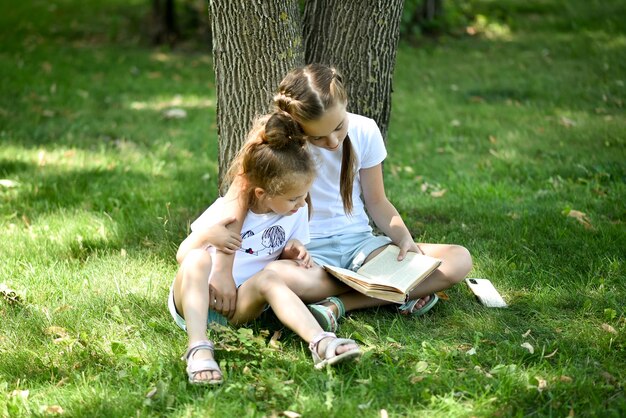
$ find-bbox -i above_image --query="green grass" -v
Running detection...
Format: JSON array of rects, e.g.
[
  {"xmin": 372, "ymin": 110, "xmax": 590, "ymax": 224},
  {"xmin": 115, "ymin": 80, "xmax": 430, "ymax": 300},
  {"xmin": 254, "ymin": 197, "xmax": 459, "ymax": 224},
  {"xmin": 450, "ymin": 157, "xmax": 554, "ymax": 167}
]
[{"xmin": 1, "ymin": 0, "xmax": 625, "ymax": 416}]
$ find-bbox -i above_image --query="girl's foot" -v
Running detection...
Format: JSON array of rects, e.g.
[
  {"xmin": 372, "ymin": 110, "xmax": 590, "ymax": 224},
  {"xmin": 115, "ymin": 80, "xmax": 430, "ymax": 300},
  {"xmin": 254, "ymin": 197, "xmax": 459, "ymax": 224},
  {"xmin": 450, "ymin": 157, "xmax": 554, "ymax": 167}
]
[
  {"xmin": 398, "ymin": 293, "xmax": 439, "ymax": 316},
  {"xmin": 309, "ymin": 331, "xmax": 361, "ymax": 369},
  {"xmin": 182, "ymin": 340, "xmax": 223, "ymax": 385}
]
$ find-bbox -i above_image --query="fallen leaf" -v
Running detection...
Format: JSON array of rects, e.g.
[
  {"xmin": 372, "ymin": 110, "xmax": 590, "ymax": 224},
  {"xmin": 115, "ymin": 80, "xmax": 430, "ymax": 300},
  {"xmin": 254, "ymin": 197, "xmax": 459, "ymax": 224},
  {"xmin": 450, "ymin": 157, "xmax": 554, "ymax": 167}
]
[
  {"xmin": 415, "ymin": 361, "xmax": 429, "ymax": 373},
  {"xmin": 54, "ymin": 305, "xmax": 73, "ymax": 313},
  {"xmin": 536, "ymin": 377, "xmax": 548, "ymax": 392},
  {"xmin": 601, "ymin": 372, "xmax": 617, "ymax": 385},
  {"xmin": 9, "ymin": 390, "xmax": 29, "ymax": 399},
  {"xmin": 145, "ymin": 387, "xmax": 158, "ymax": 398},
  {"xmin": 543, "ymin": 348, "xmax": 558, "ymax": 358},
  {"xmin": 430, "ymin": 189, "xmax": 447, "ymax": 198},
  {"xmin": 521, "ymin": 342, "xmax": 534, "ymax": 354},
  {"xmin": 0, "ymin": 179, "xmax": 19, "ymax": 188},
  {"xmin": 380, "ymin": 410, "xmax": 389, "ymax": 418},
  {"xmin": 0, "ymin": 283, "xmax": 23, "ymax": 305},
  {"xmin": 410, "ymin": 375, "xmax": 424, "ymax": 384},
  {"xmin": 601, "ymin": 323, "xmax": 617, "ymax": 334},
  {"xmin": 559, "ymin": 375, "xmax": 573, "ymax": 383},
  {"xmin": 163, "ymin": 108, "xmax": 187, "ymax": 119},
  {"xmin": 522, "ymin": 329, "xmax": 531, "ymax": 338},
  {"xmin": 45, "ymin": 326, "xmax": 68, "ymax": 338},
  {"xmin": 280, "ymin": 412, "xmax": 301, "ymax": 418},
  {"xmin": 42, "ymin": 405, "xmax": 64, "ymax": 415},
  {"xmin": 435, "ymin": 291, "xmax": 449, "ymax": 301},
  {"xmin": 559, "ymin": 116, "xmax": 576, "ymax": 127},
  {"xmin": 566, "ymin": 209, "xmax": 594, "ymax": 229},
  {"xmin": 488, "ymin": 135, "xmax": 497, "ymax": 144},
  {"xmin": 466, "ymin": 347, "xmax": 477, "ymax": 356},
  {"xmin": 269, "ymin": 330, "xmax": 282, "ymax": 348}
]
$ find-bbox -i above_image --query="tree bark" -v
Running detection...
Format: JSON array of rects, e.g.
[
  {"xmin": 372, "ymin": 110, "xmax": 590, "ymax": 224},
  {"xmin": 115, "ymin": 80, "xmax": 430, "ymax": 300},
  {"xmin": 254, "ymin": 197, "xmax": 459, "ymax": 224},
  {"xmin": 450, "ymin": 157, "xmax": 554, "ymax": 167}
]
[
  {"xmin": 209, "ymin": 0, "xmax": 304, "ymax": 188},
  {"xmin": 302, "ymin": 0, "xmax": 404, "ymax": 141}
]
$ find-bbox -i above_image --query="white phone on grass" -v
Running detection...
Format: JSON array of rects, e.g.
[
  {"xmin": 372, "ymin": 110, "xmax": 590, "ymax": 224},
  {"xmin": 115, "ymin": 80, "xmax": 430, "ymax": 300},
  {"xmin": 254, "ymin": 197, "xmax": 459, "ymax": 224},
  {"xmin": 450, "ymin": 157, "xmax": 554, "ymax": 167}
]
[{"xmin": 465, "ymin": 278, "xmax": 507, "ymax": 307}]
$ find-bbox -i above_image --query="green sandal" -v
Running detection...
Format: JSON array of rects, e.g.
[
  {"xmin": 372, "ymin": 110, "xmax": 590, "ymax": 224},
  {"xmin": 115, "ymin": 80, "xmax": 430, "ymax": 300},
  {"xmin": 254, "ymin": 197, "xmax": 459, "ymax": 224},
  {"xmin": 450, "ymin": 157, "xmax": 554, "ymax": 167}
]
[
  {"xmin": 307, "ymin": 296, "xmax": 345, "ymax": 332},
  {"xmin": 398, "ymin": 293, "xmax": 439, "ymax": 316}
]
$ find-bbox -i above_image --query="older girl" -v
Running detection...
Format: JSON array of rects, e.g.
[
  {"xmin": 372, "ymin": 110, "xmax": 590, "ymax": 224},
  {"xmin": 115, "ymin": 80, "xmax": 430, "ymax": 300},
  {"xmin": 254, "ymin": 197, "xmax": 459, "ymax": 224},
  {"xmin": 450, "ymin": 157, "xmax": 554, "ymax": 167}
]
[{"xmin": 213, "ymin": 64, "xmax": 472, "ymax": 332}]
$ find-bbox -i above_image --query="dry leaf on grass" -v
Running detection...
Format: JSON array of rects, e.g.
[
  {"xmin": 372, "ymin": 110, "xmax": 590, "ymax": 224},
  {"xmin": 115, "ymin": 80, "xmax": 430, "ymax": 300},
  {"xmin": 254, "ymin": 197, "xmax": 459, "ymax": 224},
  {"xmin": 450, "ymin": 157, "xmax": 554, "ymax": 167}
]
[
  {"xmin": 543, "ymin": 348, "xmax": 558, "ymax": 358},
  {"xmin": 0, "ymin": 179, "xmax": 19, "ymax": 188},
  {"xmin": 601, "ymin": 323, "xmax": 617, "ymax": 334},
  {"xmin": 521, "ymin": 342, "xmax": 534, "ymax": 354},
  {"xmin": 41, "ymin": 405, "xmax": 64, "ymax": 415},
  {"xmin": 565, "ymin": 209, "xmax": 594, "ymax": 230},
  {"xmin": 269, "ymin": 330, "xmax": 282, "ymax": 348},
  {"xmin": 536, "ymin": 377, "xmax": 548, "ymax": 392},
  {"xmin": 280, "ymin": 411, "xmax": 301, "ymax": 418},
  {"xmin": 430, "ymin": 189, "xmax": 447, "ymax": 198}
]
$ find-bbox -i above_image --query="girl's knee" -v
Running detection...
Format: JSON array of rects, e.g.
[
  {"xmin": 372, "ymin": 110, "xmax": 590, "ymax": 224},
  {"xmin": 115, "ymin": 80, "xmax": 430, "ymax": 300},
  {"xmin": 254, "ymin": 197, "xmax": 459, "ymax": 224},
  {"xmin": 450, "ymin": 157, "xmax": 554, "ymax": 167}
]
[
  {"xmin": 178, "ymin": 249, "xmax": 212, "ymax": 280},
  {"xmin": 446, "ymin": 245, "xmax": 472, "ymax": 282},
  {"xmin": 253, "ymin": 271, "xmax": 286, "ymax": 297}
]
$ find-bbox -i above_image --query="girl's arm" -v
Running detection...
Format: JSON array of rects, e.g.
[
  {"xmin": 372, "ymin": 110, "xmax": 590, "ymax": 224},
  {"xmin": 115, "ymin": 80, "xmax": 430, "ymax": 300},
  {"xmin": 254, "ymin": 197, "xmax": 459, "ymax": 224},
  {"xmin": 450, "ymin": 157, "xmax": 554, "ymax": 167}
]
[
  {"xmin": 207, "ymin": 177, "xmax": 247, "ymax": 319},
  {"xmin": 175, "ymin": 216, "xmax": 241, "ymax": 263},
  {"xmin": 360, "ymin": 164, "xmax": 422, "ymax": 260}
]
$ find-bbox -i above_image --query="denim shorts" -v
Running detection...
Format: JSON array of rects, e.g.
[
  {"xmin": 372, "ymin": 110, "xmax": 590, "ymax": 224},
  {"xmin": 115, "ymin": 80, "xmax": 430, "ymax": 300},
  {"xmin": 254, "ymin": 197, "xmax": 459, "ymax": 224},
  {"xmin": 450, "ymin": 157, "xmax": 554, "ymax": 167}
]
[
  {"xmin": 306, "ymin": 232, "xmax": 392, "ymax": 271},
  {"xmin": 168, "ymin": 285, "xmax": 228, "ymax": 331}
]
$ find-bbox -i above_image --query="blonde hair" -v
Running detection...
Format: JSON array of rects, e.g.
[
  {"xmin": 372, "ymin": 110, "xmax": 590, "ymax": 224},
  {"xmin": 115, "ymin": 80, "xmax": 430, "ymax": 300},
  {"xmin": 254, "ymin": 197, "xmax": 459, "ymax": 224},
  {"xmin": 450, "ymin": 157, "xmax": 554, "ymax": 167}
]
[
  {"xmin": 273, "ymin": 64, "xmax": 357, "ymax": 215},
  {"xmin": 225, "ymin": 112, "xmax": 316, "ymax": 210}
]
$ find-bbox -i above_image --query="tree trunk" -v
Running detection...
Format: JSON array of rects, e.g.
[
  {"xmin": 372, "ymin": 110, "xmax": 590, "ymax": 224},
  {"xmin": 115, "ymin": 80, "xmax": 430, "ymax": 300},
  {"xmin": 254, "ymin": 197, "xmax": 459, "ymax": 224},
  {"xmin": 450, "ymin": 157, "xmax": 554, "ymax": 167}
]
[
  {"xmin": 302, "ymin": 0, "xmax": 404, "ymax": 141},
  {"xmin": 151, "ymin": 0, "xmax": 179, "ymax": 45},
  {"xmin": 209, "ymin": 0, "xmax": 304, "ymax": 189}
]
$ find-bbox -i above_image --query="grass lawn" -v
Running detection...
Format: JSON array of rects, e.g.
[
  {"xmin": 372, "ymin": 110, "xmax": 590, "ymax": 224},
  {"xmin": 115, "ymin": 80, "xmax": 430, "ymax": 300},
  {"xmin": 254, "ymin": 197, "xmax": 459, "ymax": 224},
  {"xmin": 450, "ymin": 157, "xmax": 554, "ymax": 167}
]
[{"xmin": 1, "ymin": 0, "xmax": 624, "ymax": 416}]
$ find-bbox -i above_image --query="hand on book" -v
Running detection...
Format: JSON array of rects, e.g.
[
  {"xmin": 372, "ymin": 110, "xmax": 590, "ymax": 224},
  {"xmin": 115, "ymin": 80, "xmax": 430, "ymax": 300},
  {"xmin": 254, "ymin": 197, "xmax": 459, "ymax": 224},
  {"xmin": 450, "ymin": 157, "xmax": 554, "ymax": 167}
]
[{"xmin": 396, "ymin": 238, "xmax": 424, "ymax": 260}]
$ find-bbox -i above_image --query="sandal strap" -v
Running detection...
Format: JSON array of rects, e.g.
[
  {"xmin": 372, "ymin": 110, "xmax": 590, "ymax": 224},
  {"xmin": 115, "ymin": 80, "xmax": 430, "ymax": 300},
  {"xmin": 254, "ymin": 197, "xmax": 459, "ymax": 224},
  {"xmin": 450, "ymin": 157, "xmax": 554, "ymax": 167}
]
[
  {"xmin": 182, "ymin": 340, "xmax": 215, "ymax": 361},
  {"xmin": 308, "ymin": 331, "xmax": 336, "ymax": 361},
  {"xmin": 321, "ymin": 296, "xmax": 345, "ymax": 318}
]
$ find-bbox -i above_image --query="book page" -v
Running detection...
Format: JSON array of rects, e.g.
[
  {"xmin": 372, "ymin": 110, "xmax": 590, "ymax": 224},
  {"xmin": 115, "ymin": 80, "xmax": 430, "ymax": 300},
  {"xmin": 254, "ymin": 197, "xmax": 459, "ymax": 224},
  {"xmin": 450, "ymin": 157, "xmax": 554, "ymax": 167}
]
[{"xmin": 356, "ymin": 245, "xmax": 441, "ymax": 292}]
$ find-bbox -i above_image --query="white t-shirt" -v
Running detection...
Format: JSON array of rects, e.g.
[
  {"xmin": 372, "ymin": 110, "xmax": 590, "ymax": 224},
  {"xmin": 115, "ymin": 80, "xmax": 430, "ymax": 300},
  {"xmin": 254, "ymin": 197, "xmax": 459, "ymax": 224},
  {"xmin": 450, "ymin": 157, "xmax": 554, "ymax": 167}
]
[
  {"xmin": 308, "ymin": 113, "xmax": 387, "ymax": 238},
  {"xmin": 191, "ymin": 198, "xmax": 310, "ymax": 287}
]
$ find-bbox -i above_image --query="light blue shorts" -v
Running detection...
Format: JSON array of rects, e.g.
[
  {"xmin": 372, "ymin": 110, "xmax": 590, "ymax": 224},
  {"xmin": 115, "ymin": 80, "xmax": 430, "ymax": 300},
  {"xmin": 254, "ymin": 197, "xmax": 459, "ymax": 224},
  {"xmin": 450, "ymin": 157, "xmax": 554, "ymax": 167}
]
[
  {"xmin": 168, "ymin": 285, "xmax": 228, "ymax": 330},
  {"xmin": 306, "ymin": 232, "xmax": 392, "ymax": 271}
]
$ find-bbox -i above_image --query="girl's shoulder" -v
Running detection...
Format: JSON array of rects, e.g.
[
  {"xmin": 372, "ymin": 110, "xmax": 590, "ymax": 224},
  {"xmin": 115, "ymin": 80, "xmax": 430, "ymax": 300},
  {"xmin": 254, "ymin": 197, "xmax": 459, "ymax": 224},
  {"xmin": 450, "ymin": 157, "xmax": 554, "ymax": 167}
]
[{"xmin": 347, "ymin": 113, "xmax": 383, "ymax": 143}]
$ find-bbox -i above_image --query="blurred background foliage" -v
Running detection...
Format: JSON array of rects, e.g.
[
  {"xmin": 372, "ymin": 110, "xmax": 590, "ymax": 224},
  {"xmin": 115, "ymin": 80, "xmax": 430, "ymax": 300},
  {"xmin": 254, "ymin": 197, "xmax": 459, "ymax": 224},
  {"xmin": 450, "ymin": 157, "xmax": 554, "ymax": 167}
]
[{"xmin": 152, "ymin": 0, "xmax": 522, "ymax": 47}]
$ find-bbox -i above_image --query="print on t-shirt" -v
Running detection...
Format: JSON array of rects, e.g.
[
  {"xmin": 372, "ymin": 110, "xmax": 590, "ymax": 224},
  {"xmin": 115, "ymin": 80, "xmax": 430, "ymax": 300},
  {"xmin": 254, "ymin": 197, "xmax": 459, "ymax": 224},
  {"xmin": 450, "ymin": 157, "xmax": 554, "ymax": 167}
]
[{"xmin": 239, "ymin": 225, "xmax": 286, "ymax": 256}]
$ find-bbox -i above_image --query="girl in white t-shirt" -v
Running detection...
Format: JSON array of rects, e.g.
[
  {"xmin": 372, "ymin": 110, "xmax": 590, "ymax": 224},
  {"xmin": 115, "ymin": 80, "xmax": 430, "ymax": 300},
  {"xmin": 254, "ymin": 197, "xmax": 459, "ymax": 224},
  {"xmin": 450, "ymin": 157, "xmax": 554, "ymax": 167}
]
[
  {"xmin": 171, "ymin": 112, "xmax": 361, "ymax": 385},
  {"xmin": 214, "ymin": 64, "xmax": 473, "ymax": 332}
]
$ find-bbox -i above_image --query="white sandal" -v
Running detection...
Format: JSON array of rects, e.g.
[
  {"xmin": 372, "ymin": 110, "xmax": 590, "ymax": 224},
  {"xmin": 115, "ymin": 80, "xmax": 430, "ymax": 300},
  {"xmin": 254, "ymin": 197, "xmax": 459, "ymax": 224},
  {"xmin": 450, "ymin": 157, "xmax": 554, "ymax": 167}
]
[
  {"xmin": 182, "ymin": 340, "xmax": 223, "ymax": 385},
  {"xmin": 309, "ymin": 331, "xmax": 361, "ymax": 369}
]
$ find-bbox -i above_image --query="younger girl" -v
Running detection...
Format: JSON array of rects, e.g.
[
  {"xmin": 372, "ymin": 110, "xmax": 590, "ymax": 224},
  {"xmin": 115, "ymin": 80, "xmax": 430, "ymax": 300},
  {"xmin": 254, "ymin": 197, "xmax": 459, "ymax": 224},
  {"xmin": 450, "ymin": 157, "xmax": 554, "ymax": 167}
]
[
  {"xmin": 170, "ymin": 112, "xmax": 361, "ymax": 385},
  {"xmin": 212, "ymin": 64, "xmax": 472, "ymax": 331}
]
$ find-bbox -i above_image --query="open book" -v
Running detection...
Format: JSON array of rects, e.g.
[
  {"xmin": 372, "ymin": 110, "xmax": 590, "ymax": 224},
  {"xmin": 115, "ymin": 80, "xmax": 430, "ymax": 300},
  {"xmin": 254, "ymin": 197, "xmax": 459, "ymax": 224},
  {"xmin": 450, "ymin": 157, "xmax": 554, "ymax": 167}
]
[{"xmin": 324, "ymin": 245, "xmax": 442, "ymax": 303}]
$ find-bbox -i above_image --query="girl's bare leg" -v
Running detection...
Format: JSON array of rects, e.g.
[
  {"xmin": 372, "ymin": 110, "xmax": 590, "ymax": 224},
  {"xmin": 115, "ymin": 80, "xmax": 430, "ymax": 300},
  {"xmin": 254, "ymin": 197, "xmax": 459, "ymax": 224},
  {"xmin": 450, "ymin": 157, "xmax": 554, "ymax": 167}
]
[
  {"xmin": 307, "ymin": 243, "xmax": 473, "ymax": 314},
  {"xmin": 173, "ymin": 249, "xmax": 221, "ymax": 382},
  {"xmin": 231, "ymin": 271, "xmax": 357, "ymax": 356},
  {"xmin": 263, "ymin": 261, "xmax": 351, "ymax": 302}
]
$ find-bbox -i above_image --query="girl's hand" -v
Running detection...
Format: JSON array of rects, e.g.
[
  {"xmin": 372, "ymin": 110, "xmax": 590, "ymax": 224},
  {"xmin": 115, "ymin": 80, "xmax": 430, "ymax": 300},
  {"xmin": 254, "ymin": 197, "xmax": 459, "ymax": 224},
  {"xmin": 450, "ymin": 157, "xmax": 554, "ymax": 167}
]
[
  {"xmin": 280, "ymin": 240, "xmax": 313, "ymax": 268},
  {"xmin": 204, "ymin": 217, "xmax": 242, "ymax": 254},
  {"xmin": 396, "ymin": 237, "xmax": 423, "ymax": 260},
  {"xmin": 208, "ymin": 270, "xmax": 238, "ymax": 319}
]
